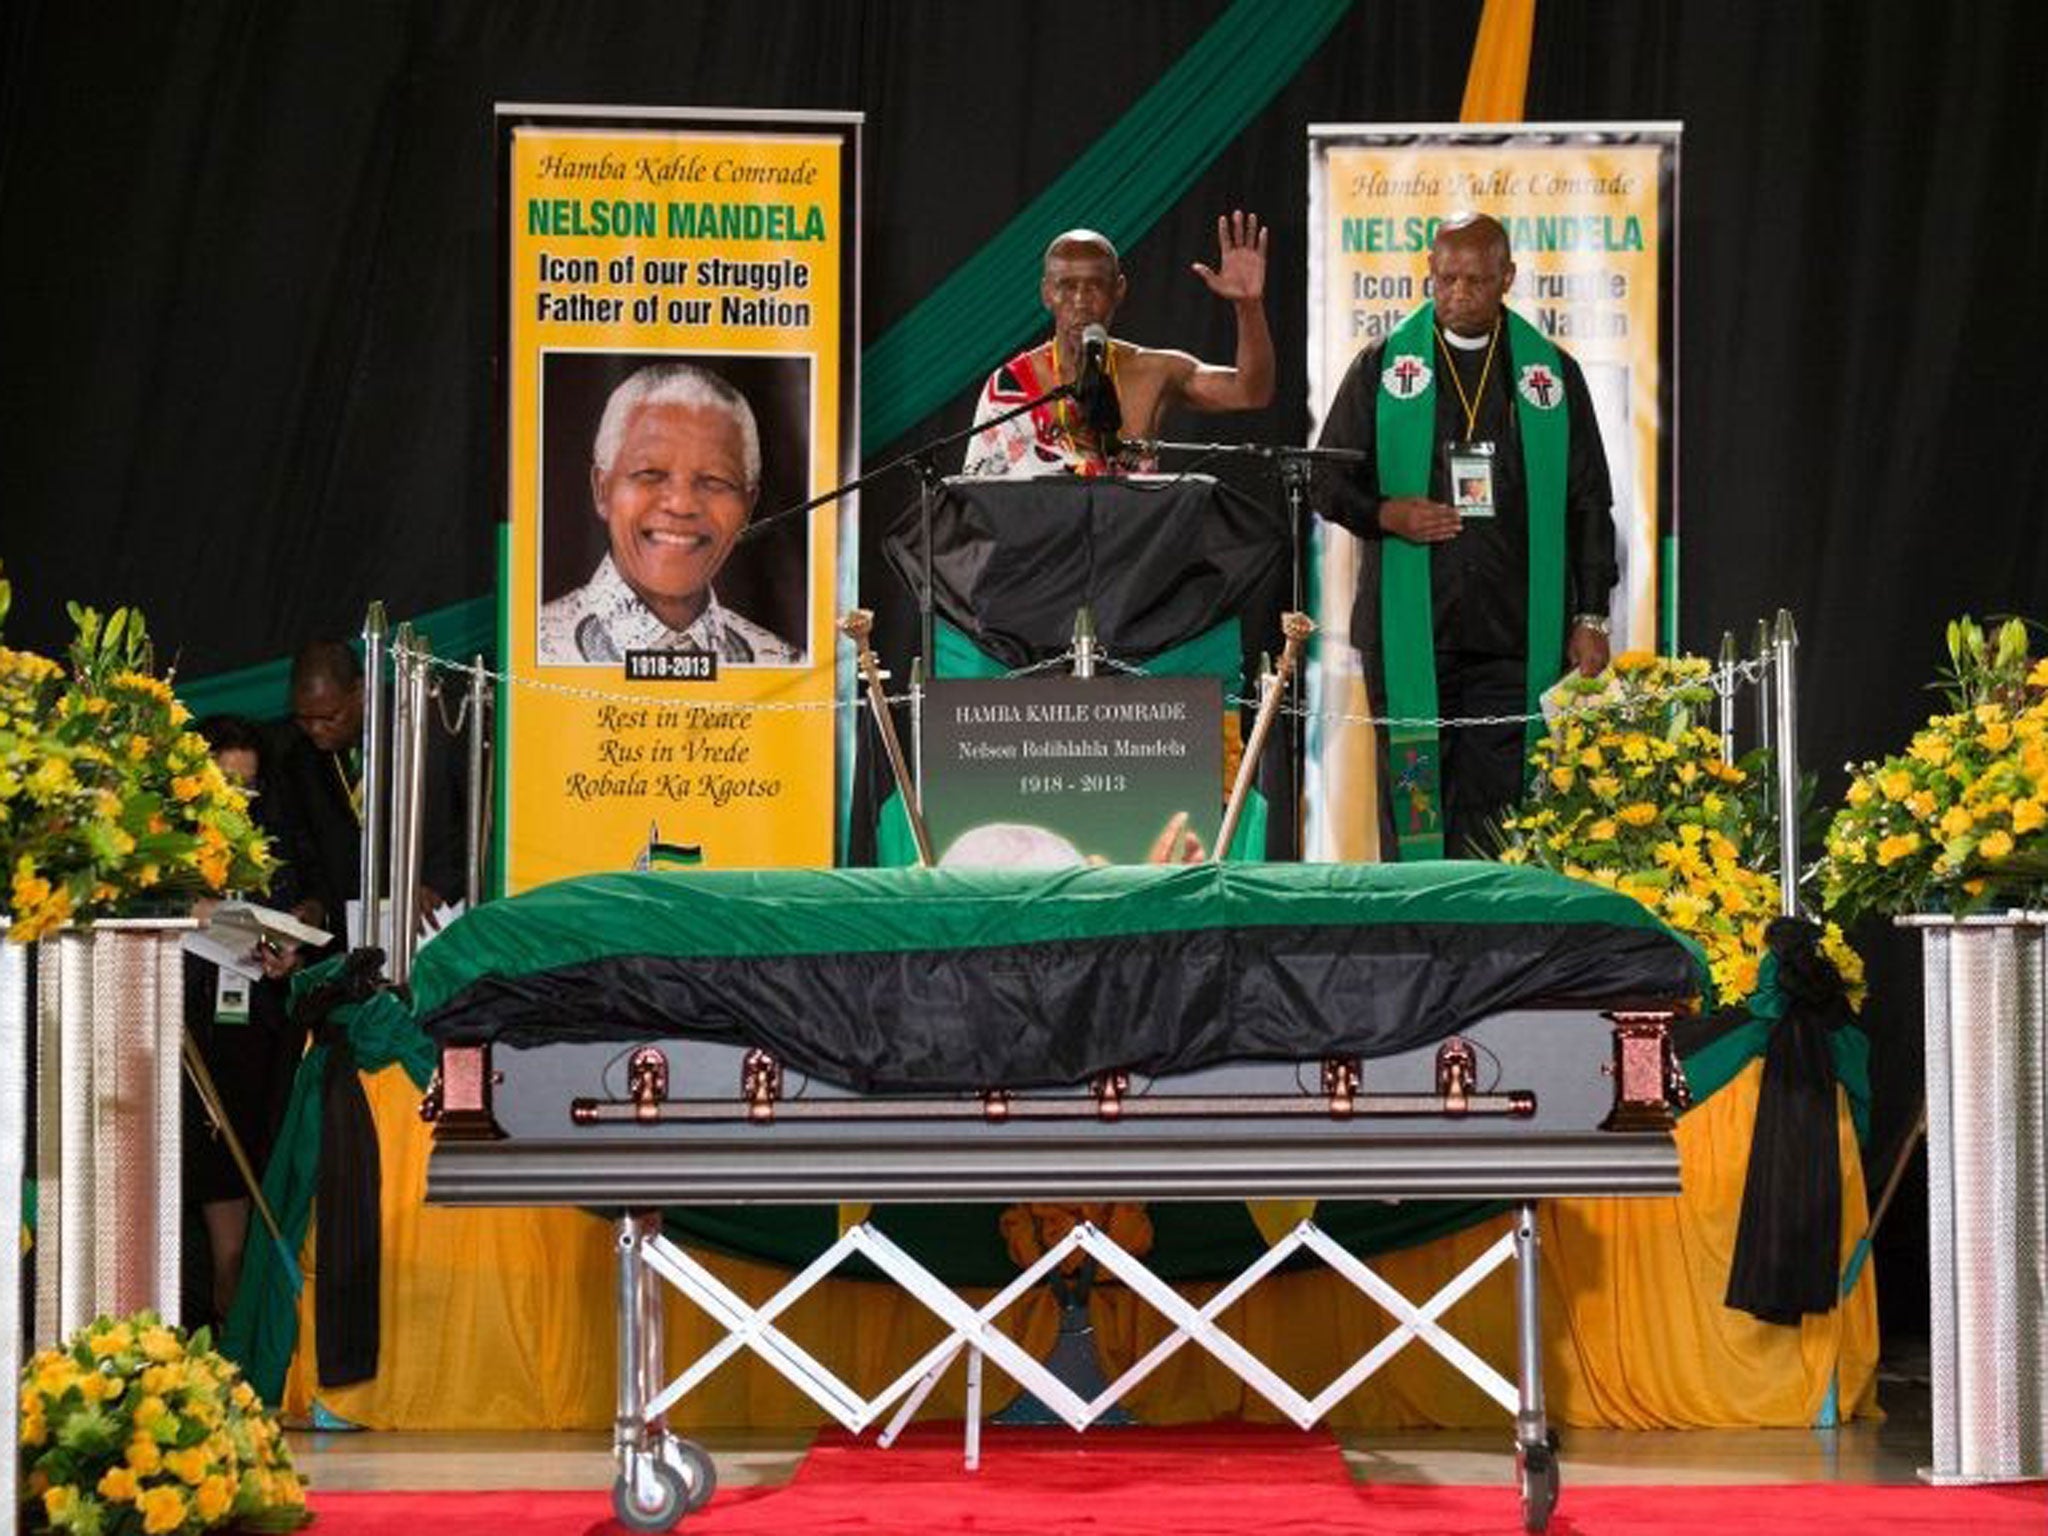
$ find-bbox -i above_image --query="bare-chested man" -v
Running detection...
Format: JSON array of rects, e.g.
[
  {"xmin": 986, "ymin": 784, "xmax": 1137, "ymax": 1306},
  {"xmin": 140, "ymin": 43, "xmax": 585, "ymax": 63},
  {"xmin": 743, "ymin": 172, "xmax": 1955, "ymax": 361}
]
[{"xmin": 961, "ymin": 212, "xmax": 1273, "ymax": 476}]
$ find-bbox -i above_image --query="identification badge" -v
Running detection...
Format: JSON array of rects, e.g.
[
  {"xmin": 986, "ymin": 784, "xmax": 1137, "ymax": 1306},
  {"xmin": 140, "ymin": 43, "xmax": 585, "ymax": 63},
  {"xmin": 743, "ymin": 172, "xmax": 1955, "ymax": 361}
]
[
  {"xmin": 214, "ymin": 965, "xmax": 251, "ymax": 1025},
  {"xmin": 1447, "ymin": 441, "xmax": 1496, "ymax": 519}
]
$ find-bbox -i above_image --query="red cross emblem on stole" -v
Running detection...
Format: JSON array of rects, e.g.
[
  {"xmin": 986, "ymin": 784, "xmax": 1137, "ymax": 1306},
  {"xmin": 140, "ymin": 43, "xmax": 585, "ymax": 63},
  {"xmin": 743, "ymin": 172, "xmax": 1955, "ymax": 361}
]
[
  {"xmin": 1517, "ymin": 363, "xmax": 1561, "ymax": 409},
  {"xmin": 1381, "ymin": 353, "xmax": 1432, "ymax": 399}
]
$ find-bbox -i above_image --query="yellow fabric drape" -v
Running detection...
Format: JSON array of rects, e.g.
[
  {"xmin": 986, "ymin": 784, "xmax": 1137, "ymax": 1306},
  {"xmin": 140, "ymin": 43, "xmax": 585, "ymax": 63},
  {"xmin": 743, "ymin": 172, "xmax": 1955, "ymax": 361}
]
[
  {"xmin": 285, "ymin": 1058, "xmax": 1876, "ymax": 1431},
  {"xmin": 1460, "ymin": 0, "xmax": 1537, "ymax": 123}
]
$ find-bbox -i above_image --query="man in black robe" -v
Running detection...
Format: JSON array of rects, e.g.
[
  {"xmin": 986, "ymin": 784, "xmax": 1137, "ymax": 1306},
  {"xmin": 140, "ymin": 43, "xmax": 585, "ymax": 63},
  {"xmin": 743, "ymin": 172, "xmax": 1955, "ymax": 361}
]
[{"xmin": 1314, "ymin": 213, "xmax": 1619, "ymax": 856}]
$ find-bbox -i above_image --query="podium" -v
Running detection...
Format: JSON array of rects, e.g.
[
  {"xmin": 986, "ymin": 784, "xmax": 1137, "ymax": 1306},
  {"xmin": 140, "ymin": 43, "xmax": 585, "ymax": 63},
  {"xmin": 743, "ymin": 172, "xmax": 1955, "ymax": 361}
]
[
  {"xmin": 876, "ymin": 474, "xmax": 1296, "ymax": 863},
  {"xmin": 884, "ymin": 473, "xmax": 1290, "ymax": 674}
]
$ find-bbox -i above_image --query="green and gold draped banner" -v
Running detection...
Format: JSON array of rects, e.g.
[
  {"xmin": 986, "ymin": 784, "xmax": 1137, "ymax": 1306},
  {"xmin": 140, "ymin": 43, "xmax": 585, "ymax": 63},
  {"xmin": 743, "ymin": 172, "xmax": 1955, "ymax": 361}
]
[
  {"xmin": 861, "ymin": 0, "xmax": 1351, "ymax": 451},
  {"xmin": 1459, "ymin": 0, "xmax": 1537, "ymax": 121}
]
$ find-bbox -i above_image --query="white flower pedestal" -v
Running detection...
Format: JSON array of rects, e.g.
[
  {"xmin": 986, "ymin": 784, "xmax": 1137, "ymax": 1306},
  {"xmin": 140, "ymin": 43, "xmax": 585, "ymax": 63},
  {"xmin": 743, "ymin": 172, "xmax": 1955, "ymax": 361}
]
[
  {"xmin": 30, "ymin": 920, "xmax": 194, "ymax": 1344},
  {"xmin": 5, "ymin": 918, "xmax": 193, "ymax": 1513},
  {"xmin": 1901, "ymin": 913, "xmax": 2048, "ymax": 1483},
  {"xmin": 2, "ymin": 933, "xmax": 28, "ymax": 1519}
]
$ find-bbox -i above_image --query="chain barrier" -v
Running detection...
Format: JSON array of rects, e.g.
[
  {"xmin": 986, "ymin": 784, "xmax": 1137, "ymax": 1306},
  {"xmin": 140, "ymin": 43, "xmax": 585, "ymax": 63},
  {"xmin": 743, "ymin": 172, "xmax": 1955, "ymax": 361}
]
[
  {"xmin": 393, "ymin": 641, "xmax": 1775, "ymax": 736},
  {"xmin": 412, "ymin": 649, "xmax": 907, "ymax": 713},
  {"xmin": 426, "ymin": 674, "xmax": 473, "ymax": 736},
  {"xmin": 1232, "ymin": 652, "xmax": 1776, "ymax": 732},
  {"xmin": 995, "ymin": 648, "xmax": 1152, "ymax": 680}
]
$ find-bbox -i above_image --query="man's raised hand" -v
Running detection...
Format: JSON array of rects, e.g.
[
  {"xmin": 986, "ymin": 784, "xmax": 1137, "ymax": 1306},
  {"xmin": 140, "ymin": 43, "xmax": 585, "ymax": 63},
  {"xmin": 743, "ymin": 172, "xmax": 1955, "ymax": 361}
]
[{"xmin": 1191, "ymin": 210, "xmax": 1267, "ymax": 303}]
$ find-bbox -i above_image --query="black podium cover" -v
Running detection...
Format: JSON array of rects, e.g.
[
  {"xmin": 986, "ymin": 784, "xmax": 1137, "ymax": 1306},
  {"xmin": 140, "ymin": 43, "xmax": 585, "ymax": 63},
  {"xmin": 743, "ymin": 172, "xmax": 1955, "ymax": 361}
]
[{"xmin": 883, "ymin": 474, "xmax": 1290, "ymax": 671}]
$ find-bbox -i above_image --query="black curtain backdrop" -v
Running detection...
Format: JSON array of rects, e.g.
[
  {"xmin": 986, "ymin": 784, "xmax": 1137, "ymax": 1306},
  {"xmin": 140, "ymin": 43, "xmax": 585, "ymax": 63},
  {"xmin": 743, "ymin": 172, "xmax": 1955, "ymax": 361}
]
[{"xmin": 6, "ymin": 0, "xmax": 2045, "ymax": 1338}]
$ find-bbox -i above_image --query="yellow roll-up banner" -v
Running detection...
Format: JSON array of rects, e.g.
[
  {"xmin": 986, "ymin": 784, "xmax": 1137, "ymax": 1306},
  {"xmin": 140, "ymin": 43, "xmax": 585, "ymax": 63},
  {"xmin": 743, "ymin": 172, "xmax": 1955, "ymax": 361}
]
[
  {"xmin": 1305, "ymin": 125, "xmax": 1679, "ymax": 861},
  {"xmin": 499, "ymin": 108, "xmax": 860, "ymax": 889}
]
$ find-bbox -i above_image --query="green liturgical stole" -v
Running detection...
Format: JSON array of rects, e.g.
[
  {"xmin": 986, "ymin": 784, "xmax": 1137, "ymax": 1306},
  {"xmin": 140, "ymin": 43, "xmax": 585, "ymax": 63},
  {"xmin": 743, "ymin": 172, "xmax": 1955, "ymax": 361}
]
[{"xmin": 1374, "ymin": 301, "xmax": 1568, "ymax": 860}]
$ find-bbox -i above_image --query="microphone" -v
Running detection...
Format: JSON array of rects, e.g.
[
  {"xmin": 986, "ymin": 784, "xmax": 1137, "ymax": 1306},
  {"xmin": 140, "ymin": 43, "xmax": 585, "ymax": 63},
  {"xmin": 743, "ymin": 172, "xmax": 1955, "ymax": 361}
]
[
  {"xmin": 1074, "ymin": 322, "xmax": 1121, "ymax": 441},
  {"xmin": 1074, "ymin": 323, "xmax": 1108, "ymax": 400}
]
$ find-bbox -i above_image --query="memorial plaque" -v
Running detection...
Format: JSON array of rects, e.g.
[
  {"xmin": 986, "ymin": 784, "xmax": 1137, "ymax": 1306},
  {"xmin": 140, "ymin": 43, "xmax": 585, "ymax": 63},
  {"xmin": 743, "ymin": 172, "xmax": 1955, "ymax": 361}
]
[{"xmin": 923, "ymin": 676, "xmax": 1223, "ymax": 866}]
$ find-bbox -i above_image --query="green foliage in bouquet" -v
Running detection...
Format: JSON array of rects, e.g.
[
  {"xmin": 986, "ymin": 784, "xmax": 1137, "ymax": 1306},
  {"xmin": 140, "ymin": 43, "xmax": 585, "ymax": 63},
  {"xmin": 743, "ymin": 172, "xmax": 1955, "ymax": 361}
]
[
  {"xmin": 1821, "ymin": 616, "xmax": 2048, "ymax": 922},
  {"xmin": 1498, "ymin": 650, "xmax": 1863, "ymax": 1008},
  {"xmin": 0, "ymin": 565, "xmax": 271, "ymax": 941},
  {"xmin": 18, "ymin": 1312, "xmax": 310, "ymax": 1535}
]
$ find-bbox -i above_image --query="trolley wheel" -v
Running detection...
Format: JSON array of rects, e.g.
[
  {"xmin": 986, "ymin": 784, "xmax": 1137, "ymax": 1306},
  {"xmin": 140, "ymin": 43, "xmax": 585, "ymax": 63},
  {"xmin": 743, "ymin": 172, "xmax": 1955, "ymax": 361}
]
[
  {"xmin": 1517, "ymin": 1434, "xmax": 1560, "ymax": 1534},
  {"xmin": 612, "ymin": 1457, "xmax": 688, "ymax": 1533},
  {"xmin": 659, "ymin": 1435, "xmax": 719, "ymax": 1512}
]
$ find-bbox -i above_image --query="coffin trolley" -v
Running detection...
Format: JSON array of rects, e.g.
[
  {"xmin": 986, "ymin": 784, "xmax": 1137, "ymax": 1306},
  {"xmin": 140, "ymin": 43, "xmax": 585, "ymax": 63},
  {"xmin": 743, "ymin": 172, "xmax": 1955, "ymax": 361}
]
[{"xmin": 414, "ymin": 861, "xmax": 1702, "ymax": 1531}]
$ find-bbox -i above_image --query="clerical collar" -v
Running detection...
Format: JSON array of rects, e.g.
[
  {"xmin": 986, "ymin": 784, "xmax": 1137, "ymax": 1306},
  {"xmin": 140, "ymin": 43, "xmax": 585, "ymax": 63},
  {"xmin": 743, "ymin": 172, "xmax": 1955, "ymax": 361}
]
[{"xmin": 1439, "ymin": 325, "xmax": 1494, "ymax": 351}]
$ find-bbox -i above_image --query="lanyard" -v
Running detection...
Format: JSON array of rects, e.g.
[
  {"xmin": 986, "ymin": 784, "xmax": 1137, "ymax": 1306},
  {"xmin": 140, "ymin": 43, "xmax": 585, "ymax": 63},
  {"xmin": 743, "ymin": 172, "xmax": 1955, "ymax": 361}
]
[
  {"xmin": 334, "ymin": 751, "xmax": 364, "ymax": 828},
  {"xmin": 1435, "ymin": 320, "xmax": 1500, "ymax": 441}
]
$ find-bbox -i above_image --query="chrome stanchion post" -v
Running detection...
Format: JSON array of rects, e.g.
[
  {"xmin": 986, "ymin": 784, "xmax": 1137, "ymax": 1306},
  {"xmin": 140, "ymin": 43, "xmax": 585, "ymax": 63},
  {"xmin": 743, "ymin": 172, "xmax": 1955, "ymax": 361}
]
[
  {"xmin": 385, "ymin": 625, "xmax": 419, "ymax": 982},
  {"xmin": 1752, "ymin": 617, "xmax": 1775, "ymax": 765},
  {"xmin": 1717, "ymin": 629, "xmax": 1738, "ymax": 765},
  {"xmin": 1772, "ymin": 609, "xmax": 1802, "ymax": 917},
  {"xmin": 359, "ymin": 602, "xmax": 389, "ymax": 954},
  {"xmin": 466, "ymin": 654, "xmax": 491, "ymax": 909},
  {"xmin": 1216, "ymin": 614, "xmax": 1313, "ymax": 861},
  {"xmin": 844, "ymin": 610, "xmax": 933, "ymax": 867},
  {"xmin": 1071, "ymin": 606, "xmax": 1098, "ymax": 680},
  {"xmin": 396, "ymin": 630, "xmax": 432, "ymax": 981}
]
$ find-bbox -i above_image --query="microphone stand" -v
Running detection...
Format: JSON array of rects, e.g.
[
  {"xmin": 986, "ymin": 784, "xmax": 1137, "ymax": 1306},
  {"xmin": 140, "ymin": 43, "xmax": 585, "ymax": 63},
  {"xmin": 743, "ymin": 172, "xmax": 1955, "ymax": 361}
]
[
  {"xmin": 1135, "ymin": 439, "xmax": 1365, "ymax": 621},
  {"xmin": 1129, "ymin": 438, "xmax": 1367, "ymax": 855},
  {"xmin": 738, "ymin": 383, "xmax": 1078, "ymax": 672}
]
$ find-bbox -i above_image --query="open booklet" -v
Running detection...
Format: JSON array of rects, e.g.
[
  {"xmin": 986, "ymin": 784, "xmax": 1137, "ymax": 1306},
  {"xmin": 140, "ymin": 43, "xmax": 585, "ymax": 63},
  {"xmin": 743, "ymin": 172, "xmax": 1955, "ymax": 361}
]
[{"xmin": 179, "ymin": 901, "xmax": 333, "ymax": 982}]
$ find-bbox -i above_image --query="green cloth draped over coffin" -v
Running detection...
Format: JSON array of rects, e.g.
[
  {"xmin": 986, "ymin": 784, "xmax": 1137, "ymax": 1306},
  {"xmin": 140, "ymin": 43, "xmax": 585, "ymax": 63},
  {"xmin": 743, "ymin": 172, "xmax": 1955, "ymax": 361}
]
[{"xmin": 415, "ymin": 861, "xmax": 1704, "ymax": 1082}]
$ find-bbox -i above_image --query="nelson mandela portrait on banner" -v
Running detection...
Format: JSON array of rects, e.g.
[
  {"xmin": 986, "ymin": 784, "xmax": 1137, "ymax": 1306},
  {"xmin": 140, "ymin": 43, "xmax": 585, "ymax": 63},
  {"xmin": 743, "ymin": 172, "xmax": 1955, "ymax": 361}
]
[{"xmin": 538, "ymin": 355, "xmax": 811, "ymax": 668}]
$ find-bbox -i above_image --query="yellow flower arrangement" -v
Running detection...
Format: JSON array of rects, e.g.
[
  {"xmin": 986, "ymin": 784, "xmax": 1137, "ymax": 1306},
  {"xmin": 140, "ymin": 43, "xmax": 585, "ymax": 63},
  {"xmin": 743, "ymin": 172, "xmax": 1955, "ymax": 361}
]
[
  {"xmin": 1497, "ymin": 651, "xmax": 1863, "ymax": 1009},
  {"xmin": 16, "ymin": 1311, "xmax": 309, "ymax": 1535},
  {"xmin": 1821, "ymin": 615, "xmax": 2048, "ymax": 921},
  {"xmin": 0, "ymin": 567, "xmax": 271, "ymax": 941}
]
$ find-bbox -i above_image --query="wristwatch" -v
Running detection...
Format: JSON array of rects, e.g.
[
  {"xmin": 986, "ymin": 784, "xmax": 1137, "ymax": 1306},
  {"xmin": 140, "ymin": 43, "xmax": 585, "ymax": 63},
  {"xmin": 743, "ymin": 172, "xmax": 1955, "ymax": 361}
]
[{"xmin": 1571, "ymin": 613, "xmax": 1612, "ymax": 634}]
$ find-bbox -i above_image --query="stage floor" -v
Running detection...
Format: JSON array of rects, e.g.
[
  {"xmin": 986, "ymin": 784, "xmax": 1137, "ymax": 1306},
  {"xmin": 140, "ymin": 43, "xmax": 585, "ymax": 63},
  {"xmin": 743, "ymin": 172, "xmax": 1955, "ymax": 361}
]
[{"xmin": 289, "ymin": 1361, "xmax": 1935, "ymax": 1493}]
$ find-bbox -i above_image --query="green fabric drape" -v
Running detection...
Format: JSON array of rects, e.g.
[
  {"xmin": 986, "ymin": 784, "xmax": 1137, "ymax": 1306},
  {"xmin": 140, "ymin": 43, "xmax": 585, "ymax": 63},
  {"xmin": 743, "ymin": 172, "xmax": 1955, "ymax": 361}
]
[
  {"xmin": 934, "ymin": 616, "xmax": 1244, "ymax": 688},
  {"xmin": 1681, "ymin": 960, "xmax": 1871, "ymax": 1147},
  {"xmin": 861, "ymin": 0, "xmax": 1353, "ymax": 451},
  {"xmin": 174, "ymin": 595, "xmax": 496, "ymax": 723},
  {"xmin": 222, "ymin": 961, "xmax": 438, "ymax": 1405}
]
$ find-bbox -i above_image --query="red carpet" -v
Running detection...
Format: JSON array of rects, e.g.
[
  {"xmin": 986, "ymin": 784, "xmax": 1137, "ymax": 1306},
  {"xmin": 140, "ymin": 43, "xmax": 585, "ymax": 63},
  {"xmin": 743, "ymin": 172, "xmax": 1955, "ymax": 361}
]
[{"xmin": 305, "ymin": 1424, "xmax": 2048, "ymax": 1535}]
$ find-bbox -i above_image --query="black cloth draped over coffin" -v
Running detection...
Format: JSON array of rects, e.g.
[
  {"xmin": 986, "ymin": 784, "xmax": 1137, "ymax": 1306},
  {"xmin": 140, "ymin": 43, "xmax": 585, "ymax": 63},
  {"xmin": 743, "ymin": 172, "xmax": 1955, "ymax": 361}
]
[
  {"xmin": 411, "ymin": 862, "xmax": 1704, "ymax": 1093},
  {"xmin": 881, "ymin": 474, "xmax": 1290, "ymax": 671}
]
